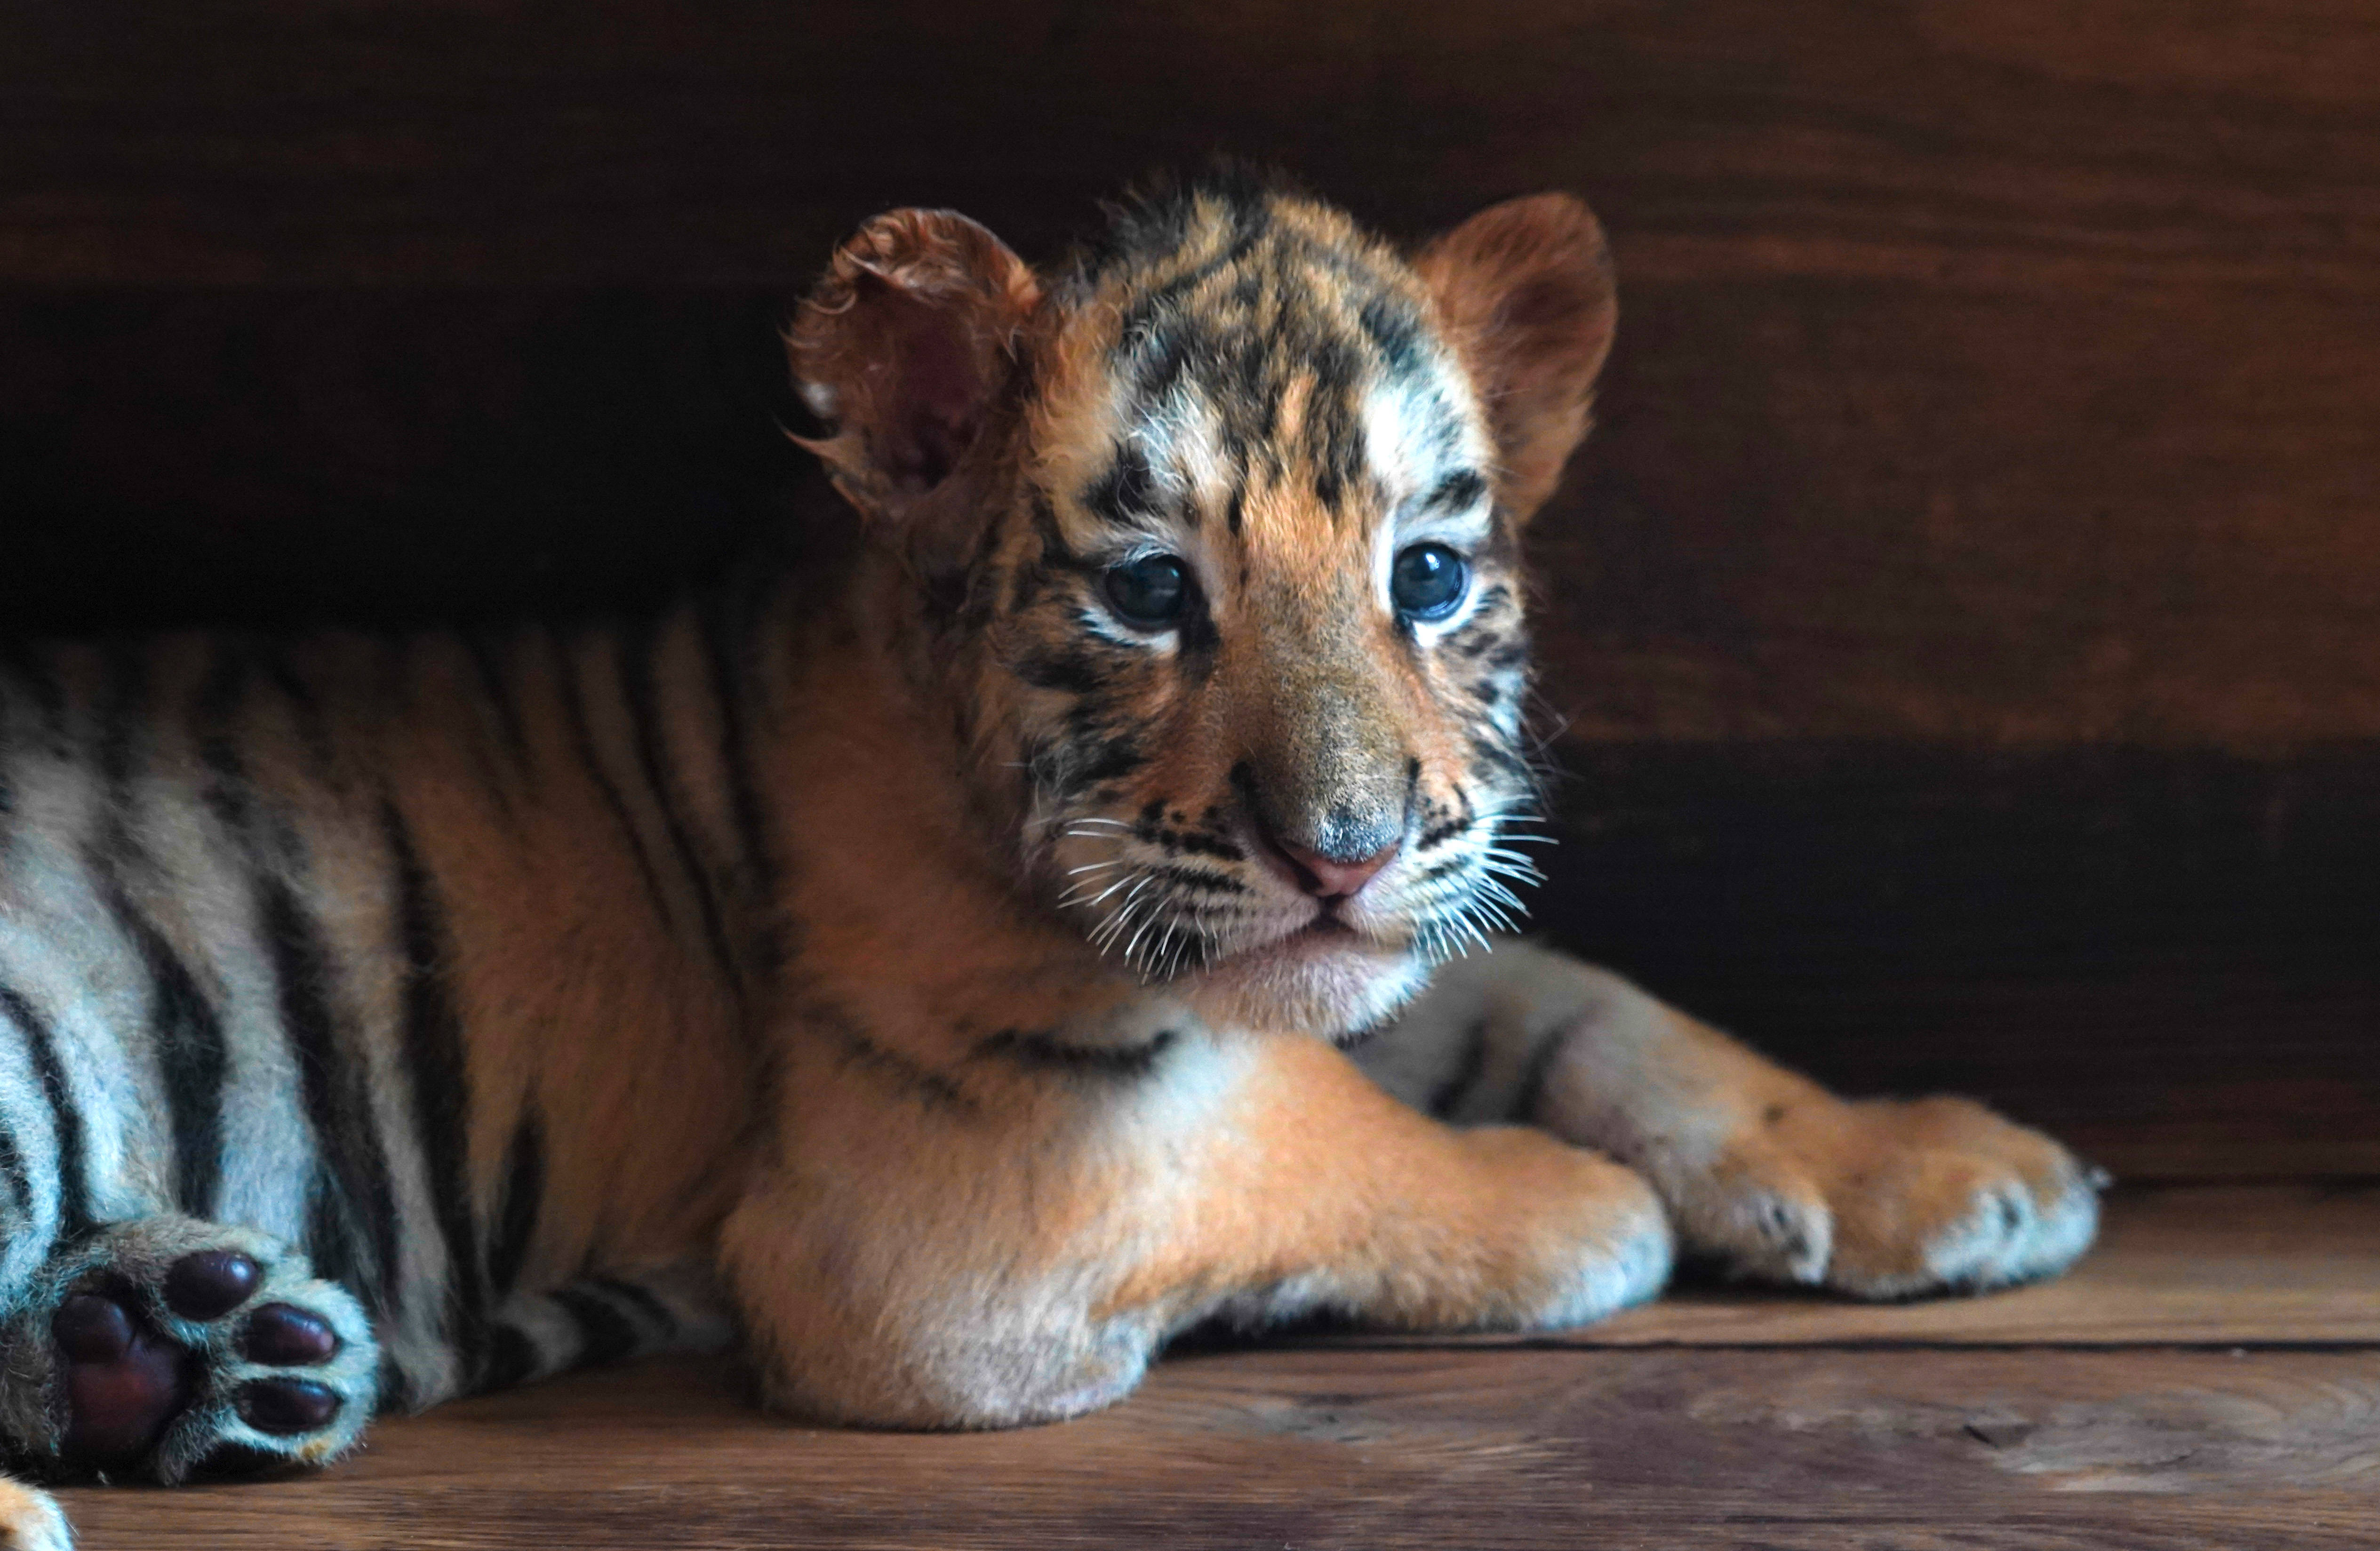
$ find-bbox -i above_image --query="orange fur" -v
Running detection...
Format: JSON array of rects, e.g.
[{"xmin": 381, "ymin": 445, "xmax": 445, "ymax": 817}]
[{"xmin": 694, "ymin": 179, "xmax": 2095, "ymax": 1427}]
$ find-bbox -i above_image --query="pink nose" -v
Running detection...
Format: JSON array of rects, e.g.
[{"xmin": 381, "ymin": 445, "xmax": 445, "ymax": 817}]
[{"xmin": 1270, "ymin": 838, "xmax": 1399, "ymax": 900}]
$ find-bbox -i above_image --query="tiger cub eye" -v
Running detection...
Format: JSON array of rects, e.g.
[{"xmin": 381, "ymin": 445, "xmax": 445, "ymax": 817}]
[
  {"xmin": 1104, "ymin": 554, "xmax": 1190, "ymax": 626},
  {"xmin": 1390, "ymin": 543, "xmax": 1470, "ymax": 620}
]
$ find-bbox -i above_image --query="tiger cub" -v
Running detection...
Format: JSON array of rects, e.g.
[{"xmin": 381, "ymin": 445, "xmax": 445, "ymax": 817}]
[{"xmin": 0, "ymin": 175, "xmax": 2099, "ymax": 1546}]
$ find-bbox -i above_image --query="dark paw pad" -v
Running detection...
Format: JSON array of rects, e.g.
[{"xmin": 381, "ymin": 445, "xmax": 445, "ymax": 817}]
[
  {"xmin": 20, "ymin": 1221, "xmax": 381, "ymax": 1483},
  {"xmin": 163, "ymin": 1251, "xmax": 261, "ymax": 1321},
  {"xmin": 241, "ymin": 1304, "xmax": 340, "ymax": 1366},
  {"xmin": 52, "ymin": 1292, "xmax": 192, "ymax": 1467},
  {"xmin": 237, "ymin": 1379, "xmax": 342, "ymax": 1435}
]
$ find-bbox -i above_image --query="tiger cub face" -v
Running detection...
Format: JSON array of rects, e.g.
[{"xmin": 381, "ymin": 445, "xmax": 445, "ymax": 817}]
[{"xmin": 793, "ymin": 176, "xmax": 1616, "ymax": 1038}]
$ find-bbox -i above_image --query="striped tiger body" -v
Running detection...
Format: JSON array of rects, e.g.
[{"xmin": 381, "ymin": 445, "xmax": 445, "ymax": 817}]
[
  {"xmin": 0, "ymin": 618, "xmax": 765, "ymax": 1420},
  {"xmin": 0, "ymin": 176, "xmax": 2100, "ymax": 1546}
]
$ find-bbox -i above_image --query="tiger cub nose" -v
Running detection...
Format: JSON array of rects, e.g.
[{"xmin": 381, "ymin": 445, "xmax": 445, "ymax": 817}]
[{"xmin": 1268, "ymin": 837, "xmax": 1399, "ymax": 900}]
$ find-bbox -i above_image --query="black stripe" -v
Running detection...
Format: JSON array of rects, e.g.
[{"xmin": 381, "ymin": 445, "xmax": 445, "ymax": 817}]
[
  {"xmin": 384, "ymin": 800, "xmax": 487, "ymax": 1371},
  {"xmin": 1141, "ymin": 863, "xmax": 1246, "ymax": 895},
  {"xmin": 263, "ymin": 869, "xmax": 404, "ymax": 1319},
  {"xmin": 1424, "ymin": 469, "xmax": 1488, "ymax": 515},
  {"xmin": 482, "ymin": 1322, "xmax": 541, "ymax": 1392},
  {"xmin": 461, "ymin": 630, "xmax": 532, "ymax": 766},
  {"xmin": 1513, "ymin": 1021, "xmax": 1572, "ymax": 1124},
  {"xmin": 92, "ymin": 859, "xmax": 228, "ymax": 1216},
  {"xmin": 0, "ymin": 1105, "xmax": 31, "ymax": 1220},
  {"xmin": 1427, "ymin": 1018, "xmax": 1494, "ymax": 1120},
  {"xmin": 815, "ymin": 1003, "xmax": 974, "ymax": 1113},
  {"xmin": 452, "ymin": 632, "xmax": 530, "ymax": 830},
  {"xmin": 377, "ymin": 1350, "xmax": 417, "ymax": 1414},
  {"xmin": 200, "ymin": 642, "xmax": 399, "ymax": 1309},
  {"xmin": 194, "ymin": 641, "xmax": 256, "ymax": 831},
  {"xmin": 307, "ymin": 1186, "xmax": 362, "ymax": 1300},
  {"xmin": 94, "ymin": 647, "xmax": 231, "ymax": 1216},
  {"xmin": 1358, "ymin": 294, "xmax": 1428, "ymax": 381},
  {"xmin": 1117, "ymin": 215, "xmax": 1269, "ymax": 339},
  {"xmin": 617, "ymin": 620, "xmax": 744, "ymax": 997},
  {"xmin": 1084, "ymin": 442, "xmax": 1161, "ymax": 528},
  {"xmin": 1014, "ymin": 644, "xmax": 1117, "ymax": 698},
  {"xmin": 96, "ymin": 641, "xmax": 146, "ymax": 801},
  {"xmin": 972, "ymin": 1027, "xmax": 1177, "ymax": 1081},
  {"xmin": 0, "ymin": 641, "xmax": 67, "ymax": 752},
  {"xmin": 591, "ymin": 1277, "xmax": 677, "ymax": 1336},
  {"xmin": 555, "ymin": 634, "xmax": 682, "ymax": 940},
  {"xmin": 262, "ymin": 642, "xmax": 338, "ymax": 776},
  {"xmin": 694, "ymin": 593, "xmax": 783, "ymax": 923},
  {"xmin": 0, "ymin": 984, "xmax": 91, "ymax": 1239},
  {"xmin": 486, "ymin": 1102, "xmax": 544, "ymax": 1299},
  {"xmin": 550, "ymin": 1286, "xmax": 641, "ymax": 1367}
]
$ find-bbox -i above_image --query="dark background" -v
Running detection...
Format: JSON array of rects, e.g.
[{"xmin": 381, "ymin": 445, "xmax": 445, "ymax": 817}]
[{"xmin": 5, "ymin": 2, "xmax": 2374, "ymax": 1178}]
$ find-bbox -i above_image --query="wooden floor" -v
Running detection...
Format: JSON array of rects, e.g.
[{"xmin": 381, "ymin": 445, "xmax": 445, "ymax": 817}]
[{"xmin": 61, "ymin": 1185, "xmax": 2380, "ymax": 1549}]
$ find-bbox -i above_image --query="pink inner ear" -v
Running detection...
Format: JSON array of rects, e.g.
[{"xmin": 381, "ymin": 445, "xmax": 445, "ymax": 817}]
[{"xmin": 876, "ymin": 282, "xmax": 990, "ymax": 492}]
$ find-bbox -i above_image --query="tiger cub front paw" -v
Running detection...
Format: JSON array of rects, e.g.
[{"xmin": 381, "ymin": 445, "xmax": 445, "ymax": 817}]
[
  {"xmin": 1672, "ymin": 1095, "xmax": 2105, "ymax": 1299},
  {"xmin": 1447, "ymin": 1129, "xmax": 1675, "ymax": 1329},
  {"xmin": 0, "ymin": 1217, "xmax": 378, "ymax": 1483}
]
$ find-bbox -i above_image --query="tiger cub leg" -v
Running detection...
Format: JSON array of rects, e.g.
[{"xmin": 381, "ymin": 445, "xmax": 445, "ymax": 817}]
[
  {"xmin": 481, "ymin": 1260, "xmax": 736, "ymax": 1391},
  {"xmin": 1360, "ymin": 940, "xmax": 2104, "ymax": 1297},
  {"xmin": 720, "ymin": 1027, "xmax": 1671, "ymax": 1429},
  {"xmin": 0, "ymin": 1217, "xmax": 377, "ymax": 1486}
]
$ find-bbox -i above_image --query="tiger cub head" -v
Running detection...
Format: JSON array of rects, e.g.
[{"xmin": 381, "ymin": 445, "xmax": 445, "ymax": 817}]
[{"xmin": 791, "ymin": 173, "xmax": 1615, "ymax": 1039}]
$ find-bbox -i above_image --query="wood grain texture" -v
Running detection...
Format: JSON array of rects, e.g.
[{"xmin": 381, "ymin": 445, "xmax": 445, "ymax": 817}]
[
  {"xmin": 0, "ymin": 1, "xmax": 2374, "ymax": 1175},
  {"xmin": 59, "ymin": 1352, "xmax": 2380, "ymax": 1549},
  {"xmin": 3, "ymin": 0, "xmax": 2372, "ymax": 290},
  {"xmin": 48, "ymin": 1185, "xmax": 2380, "ymax": 1549},
  {"xmin": 1, "ymin": 0, "xmax": 2374, "ymax": 744},
  {"xmin": 1531, "ymin": 744, "xmax": 2380, "ymax": 1181}
]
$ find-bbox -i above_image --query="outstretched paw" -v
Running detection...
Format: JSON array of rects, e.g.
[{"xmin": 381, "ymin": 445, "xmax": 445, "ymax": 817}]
[
  {"xmin": 2, "ymin": 1218, "xmax": 377, "ymax": 1483},
  {"xmin": 1673, "ymin": 1095, "xmax": 2106, "ymax": 1299}
]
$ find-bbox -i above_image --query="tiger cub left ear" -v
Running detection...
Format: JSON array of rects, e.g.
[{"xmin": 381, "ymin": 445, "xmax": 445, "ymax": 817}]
[
  {"xmin": 1415, "ymin": 193, "xmax": 1618, "ymax": 522},
  {"xmin": 789, "ymin": 208, "xmax": 1042, "ymax": 527}
]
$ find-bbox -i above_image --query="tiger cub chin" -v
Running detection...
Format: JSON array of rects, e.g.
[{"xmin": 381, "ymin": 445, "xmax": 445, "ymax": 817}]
[{"xmin": 0, "ymin": 174, "xmax": 2098, "ymax": 1543}]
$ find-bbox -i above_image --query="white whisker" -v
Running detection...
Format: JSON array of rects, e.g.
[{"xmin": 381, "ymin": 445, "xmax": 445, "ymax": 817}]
[{"xmin": 1091, "ymin": 875, "xmax": 1157, "ymax": 953}]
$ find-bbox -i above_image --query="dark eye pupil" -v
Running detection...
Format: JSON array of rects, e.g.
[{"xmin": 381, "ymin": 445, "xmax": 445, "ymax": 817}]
[
  {"xmin": 1105, "ymin": 554, "xmax": 1188, "ymax": 625},
  {"xmin": 1391, "ymin": 544, "xmax": 1469, "ymax": 619}
]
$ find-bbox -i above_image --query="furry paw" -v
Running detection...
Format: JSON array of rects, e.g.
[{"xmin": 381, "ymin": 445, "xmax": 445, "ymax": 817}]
[
  {"xmin": 0, "ymin": 1478, "xmax": 71, "ymax": 1551},
  {"xmin": 1672, "ymin": 1095, "xmax": 2105, "ymax": 1298},
  {"xmin": 1446, "ymin": 1128, "xmax": 1675, "ymax": 1329},
  {"xmin": 0, "ymin": 1218, "xmax": 378, "ymax": 1483},
  {"xmin": 1529, "ymin": 1147, "xmax": 1676, "ymax": 1326}
]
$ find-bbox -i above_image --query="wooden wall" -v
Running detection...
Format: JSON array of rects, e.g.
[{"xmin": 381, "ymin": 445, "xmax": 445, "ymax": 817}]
[{"xmin": 4, "ymin": 1, "xmax": 2375, "ymax": 1177}]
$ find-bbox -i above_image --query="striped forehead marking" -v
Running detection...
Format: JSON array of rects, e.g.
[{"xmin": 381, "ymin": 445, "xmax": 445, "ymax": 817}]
[{"xmin": 1062, "ymin": 184, "xmax": 1486, "ymax": 545}]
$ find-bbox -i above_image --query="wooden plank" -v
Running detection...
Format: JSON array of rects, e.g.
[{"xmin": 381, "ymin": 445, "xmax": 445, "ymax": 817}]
[
  {"xmin": 53, "ymin": 1350, "xmax": 2380, "ymax": 1548},
  {"xmin": 5, "ymin": 0, "xmax": 2375, "ymax": 740},
  {"xmin": 48, "ymin": 1184, "xmax": 2380, "ymax": 1547},
  {"xmin": 3, "ymin": 0, "xmax": 2373, "ymax": 290},
  {"xmin": 2, "ymin": 1, "xmax": 2377, "ymax": 1175},
  {"xmin": 1531, "ymin": 744, "xmax": 2380, "ymax": 1183},
  {"xmin": 5, "ymin": 0, "xmax": 2377, "ymax": 746}
]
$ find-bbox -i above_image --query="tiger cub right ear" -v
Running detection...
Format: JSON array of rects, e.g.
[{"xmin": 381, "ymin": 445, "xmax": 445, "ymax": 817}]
[
  {"xmin": 789, "ymin": 209, "xmax": 1042, "ymax": 525},
  {"xmin": 1415, "ymin": 193, "xmax": 1618, "ymax": 524}
]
